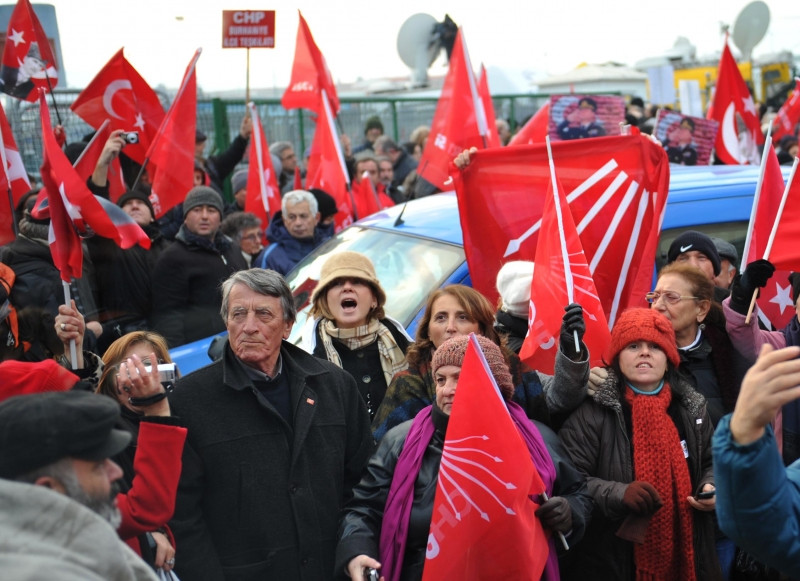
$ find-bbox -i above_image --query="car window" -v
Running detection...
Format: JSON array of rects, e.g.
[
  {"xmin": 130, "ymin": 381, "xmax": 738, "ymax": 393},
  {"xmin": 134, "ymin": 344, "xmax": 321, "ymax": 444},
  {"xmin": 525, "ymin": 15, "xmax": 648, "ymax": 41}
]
[{"xmin": 285, "ymin": 226, "xmax": 465, "ymax": 344}]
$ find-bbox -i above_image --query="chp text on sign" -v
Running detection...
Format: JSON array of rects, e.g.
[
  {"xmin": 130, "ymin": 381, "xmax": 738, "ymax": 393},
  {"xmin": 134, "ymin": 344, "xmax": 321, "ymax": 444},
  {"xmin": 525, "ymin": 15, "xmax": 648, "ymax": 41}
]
[{"xmin": 222, "ymin": 10, "xmax": 276, "ymax": 48}]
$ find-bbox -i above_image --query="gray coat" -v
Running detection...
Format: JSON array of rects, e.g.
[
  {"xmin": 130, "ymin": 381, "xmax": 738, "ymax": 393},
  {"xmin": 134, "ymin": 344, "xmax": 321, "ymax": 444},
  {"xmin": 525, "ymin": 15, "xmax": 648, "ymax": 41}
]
[
  {"xmin": 557, "ymin": 369, "xmax": 721, "ymax": 581},
  {"xmin": 169, "ymin": 340, "xmax": 375, "ymax": 581}
]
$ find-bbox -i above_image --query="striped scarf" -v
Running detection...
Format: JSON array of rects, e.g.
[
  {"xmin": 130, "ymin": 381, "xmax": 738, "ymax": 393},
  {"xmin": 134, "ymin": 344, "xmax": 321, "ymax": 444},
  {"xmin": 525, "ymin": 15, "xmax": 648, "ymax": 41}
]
[
  {"xmin": 625, "ymin": 385, "xmax": 696, "ymax": 581},
  {"xmin": 319, "ymin": 318, "xmax": 407, "ymax": 385}
]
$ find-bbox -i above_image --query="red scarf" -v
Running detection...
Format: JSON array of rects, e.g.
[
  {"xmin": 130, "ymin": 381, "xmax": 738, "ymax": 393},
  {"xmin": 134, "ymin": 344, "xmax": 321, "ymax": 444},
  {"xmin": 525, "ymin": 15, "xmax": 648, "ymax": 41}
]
[{"xmin": 625, "ymin": 385, "xmax": 696, "ymax": 581}]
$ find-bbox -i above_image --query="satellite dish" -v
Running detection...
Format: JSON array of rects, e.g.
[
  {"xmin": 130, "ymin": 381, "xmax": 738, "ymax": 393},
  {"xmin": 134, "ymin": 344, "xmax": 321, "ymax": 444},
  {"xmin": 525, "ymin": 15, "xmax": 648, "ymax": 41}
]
[
  {"xmin": 397, "ymin": 13, "xmax": 439, "ymax": 87},
  {"xmin": 732, "ymin": 1, "xmax": 770, "ymax": 62}
]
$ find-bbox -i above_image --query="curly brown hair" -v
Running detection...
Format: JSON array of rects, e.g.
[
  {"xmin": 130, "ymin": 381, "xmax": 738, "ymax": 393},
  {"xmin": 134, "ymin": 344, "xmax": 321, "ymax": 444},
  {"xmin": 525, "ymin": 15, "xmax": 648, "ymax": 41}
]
[{"xmin": 406, "ymin": 285, "xmax": 498, "ymax": 368}]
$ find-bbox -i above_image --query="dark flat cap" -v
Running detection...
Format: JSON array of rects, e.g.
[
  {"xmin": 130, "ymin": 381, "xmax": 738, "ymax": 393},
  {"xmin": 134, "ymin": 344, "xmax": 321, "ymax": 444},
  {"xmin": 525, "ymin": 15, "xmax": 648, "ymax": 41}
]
[{"xmin": 0, "ymin": 391, "xmax": 130, "ymax": 479}]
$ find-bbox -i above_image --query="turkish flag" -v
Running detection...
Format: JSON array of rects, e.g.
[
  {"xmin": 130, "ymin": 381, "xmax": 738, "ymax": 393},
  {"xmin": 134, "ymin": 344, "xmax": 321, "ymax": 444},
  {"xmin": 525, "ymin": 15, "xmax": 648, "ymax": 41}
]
[
  {"xmin": 519, "ymin": 166, "xmax": 611, "ymax": 373},
  {"xmin": 306, "ymin": 89, "xmax": 353, "ymax": 231},
  {"xmin": 772, "ymin": 79, "xmax": 800, "ymax": 143},
  {"xmin": 742, "ymin": 143, "xmax": 785, "ymax": 267},
  {"xmin": 509, "ymin": 102, "xmax": 550, "ymax": 146},
  {"xmin": 757, "ymin": 270, "xmax": 797, "ymax": 330},
  {"xmin": 452, "ymin": 135, "xmax": 670, "ymax": 327},
  {"xmin": 70, "ymin": 48, "xmax": 165, "ymax": 165},
  {"xmin": 281, "ymin": 11, "xmax": 340, "ymax": 116},
  {"xmin": 146, "ymin": 49, "xmax": 200, "ymax": 218},
  {"xmin": 707, "ymin": 41, "xmax": 763, "ymax": 165},
  {"xmin": 38, "ymin": 92, "xmax": 149, "ymax": 280},
  {"xmin": 0, "ymin": 0, "xmax": 57, "ymax": 101},
  {"xmin": 245, "ymin": 101, "xmax": 281, "ymax": 227},
  {"xmin": 478, "ymin": 64, "xmax": 501, "ymax": 148},
  {"xmin": 71, "ymin": 120, "xmax": 126, "ymax": 202},
  {"xmin": 0, "ymin": 100, "xmax": 31, "ymax": 244},
  {"xmin": 38, "ymin": 91, "xmax": 149, "ymax": 250},
  {"xmin": 422, "ymin": 334, "xmax": 549, "ymax": 581},
  {"xmin": 417, "ymin": 28, "xmax": 490, "ymax": 192}
]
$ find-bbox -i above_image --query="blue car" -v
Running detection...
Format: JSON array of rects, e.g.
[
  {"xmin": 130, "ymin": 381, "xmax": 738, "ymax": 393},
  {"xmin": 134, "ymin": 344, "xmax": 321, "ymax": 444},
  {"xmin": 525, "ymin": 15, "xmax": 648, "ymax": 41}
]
[{"xmin": 170, "ymin": 164, "xmax": 778, "ymax": 375}]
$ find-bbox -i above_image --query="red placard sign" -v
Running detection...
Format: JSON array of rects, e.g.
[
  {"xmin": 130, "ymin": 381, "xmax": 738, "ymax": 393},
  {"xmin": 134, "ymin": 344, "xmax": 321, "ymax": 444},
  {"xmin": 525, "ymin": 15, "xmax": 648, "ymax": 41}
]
[{"xmin": 222, "ymin": 10, "xmax": 276, "ymax": 48}]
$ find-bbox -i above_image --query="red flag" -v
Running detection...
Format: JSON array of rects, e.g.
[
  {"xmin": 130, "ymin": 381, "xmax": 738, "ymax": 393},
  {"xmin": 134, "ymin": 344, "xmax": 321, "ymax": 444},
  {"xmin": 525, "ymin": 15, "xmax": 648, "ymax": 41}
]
[
  {"xmin": 422, "ymin": 334, "xmax": 548, "ymax": 581},
  {"xmin": 281, "ymin": 11, "xmax": 340, "ymax": 115},
  {"xmin": 70, "ymin": 48, "xmax": 165, "ymax": 165},
  {"xmin": 773, "ymin": 79, "xmax": 800, "ymax": 143},
  {"xmin": 509, "ymin": 103, "xmax": 550, "ymax": 146},
  {"xmin": 707, "ymin": 40, "xmax": 763, "ymax": 165},
  {"xmin": 478, "ymin": 64, "xmax": 501, "ymax": 148},
  {"xmin": 38, "ymin": 90, "xmax": 150, "ymax": 270},
  {"xmin": 352, "ymin": 173, "xmax": 393, "ymax": 219},
  {"xmin": 452, "ymin": 135, "xmax": 670, "ymax": 327},
  {"xmin": 146, "ymin": 49, "xmax": 200, "ymax": 218},
  {"xmin": 245, "ymin": 101, "xmax": 281, "ymax": 227},
  {"xmin": 417, "ymin": 28, "xmax": 490, "ymax": 192},
  {"xmin": 742, "ymin": 143, "xmax": 785, "ymax": 267},
  {"xmin": 519, "ymin": 155, "xmax": 611, "ymax": 373},
  {"xmin": 306, "ymin": 89, "xmax": 352, "ymax": 231},
  {"xmin": 293, "ymin": 166, "xmax": 303, "ymax": 190},
  {"xmin": 71, "ymin": 120, "xmax": 127, "ymax": 202},
  {"xmin": 0, "ymin": 100, "xmax": 31, "ymax": 244},
  {"xmin": 0, "ymin": 0, "xmax": 57, "ymax": 101}
]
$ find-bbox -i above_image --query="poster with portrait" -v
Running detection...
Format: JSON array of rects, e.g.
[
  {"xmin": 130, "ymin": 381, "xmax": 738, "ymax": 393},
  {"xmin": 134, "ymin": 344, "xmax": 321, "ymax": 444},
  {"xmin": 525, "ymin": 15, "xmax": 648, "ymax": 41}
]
[
  {"xmin": 548, "ymin": 95, "xmax": 626, "ymax": 142},
  {"xmin": 654, "ymin": 110, "xmax": 718, "ymax": 166}
]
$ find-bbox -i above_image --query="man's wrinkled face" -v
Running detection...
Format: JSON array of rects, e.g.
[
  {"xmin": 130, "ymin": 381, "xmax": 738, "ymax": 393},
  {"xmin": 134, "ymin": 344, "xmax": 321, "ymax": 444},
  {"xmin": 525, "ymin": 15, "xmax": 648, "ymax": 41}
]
[
  {"xmin": 284, "ymin": 201, "xmax": 319, "ymax": 240},
  {"xmin": 226, "ymin": 284, "xmax": 292, "ymax": 375}
]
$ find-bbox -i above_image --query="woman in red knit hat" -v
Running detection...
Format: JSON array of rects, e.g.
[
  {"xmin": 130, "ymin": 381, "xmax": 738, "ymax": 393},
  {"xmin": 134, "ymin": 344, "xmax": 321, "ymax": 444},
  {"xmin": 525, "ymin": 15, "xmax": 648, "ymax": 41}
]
[{"xmin": 558, "ymin": 308, "xmax": 722, "ymax": 581}]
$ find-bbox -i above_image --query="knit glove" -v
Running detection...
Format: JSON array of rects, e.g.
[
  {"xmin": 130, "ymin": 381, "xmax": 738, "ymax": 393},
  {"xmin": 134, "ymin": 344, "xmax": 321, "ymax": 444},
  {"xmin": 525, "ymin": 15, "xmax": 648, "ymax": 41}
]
[
  {"xmin": 535, "ymin": 495, "xmax": 572, "ymax": 534},
  {"xmin": 560, "ymin": 303, "xmax": 585, "ymax": 358},
  {"xmin": 622, "ymin": 481, "xmax": 662, "ymax": 515},
  {"xmin": 730, "ymin": 259, "xmax": 775, "ymax": 314}
]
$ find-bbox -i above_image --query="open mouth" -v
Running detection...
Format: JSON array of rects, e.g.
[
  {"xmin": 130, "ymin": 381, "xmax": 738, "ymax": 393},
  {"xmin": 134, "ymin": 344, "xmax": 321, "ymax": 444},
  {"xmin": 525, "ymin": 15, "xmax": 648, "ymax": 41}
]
[
  {"xmin": 636, "ymin": 363, "xmax": 652, "ymax": 369},
  {"xmin": 341, "ymin": 298, "xmax": 358, "ymax": 312}
]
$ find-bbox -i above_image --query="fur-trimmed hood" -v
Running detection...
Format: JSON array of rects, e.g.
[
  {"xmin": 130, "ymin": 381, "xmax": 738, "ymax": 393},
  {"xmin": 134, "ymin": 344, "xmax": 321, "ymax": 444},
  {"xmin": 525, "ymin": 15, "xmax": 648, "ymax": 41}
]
[{"xmin": 591, "ymin": 367, "xmax": 708, "ymax": 417}]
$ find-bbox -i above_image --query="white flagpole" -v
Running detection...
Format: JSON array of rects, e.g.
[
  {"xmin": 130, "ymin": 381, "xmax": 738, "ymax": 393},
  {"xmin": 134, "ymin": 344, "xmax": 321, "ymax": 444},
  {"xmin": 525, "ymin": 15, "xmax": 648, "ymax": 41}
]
[
  {"xmin": 545, "ymin": 136, "xmax": 580, "ymax": 354},
  {"xmin": 61, "ymin": 281, "xmax": 77, "ymax": 369}
]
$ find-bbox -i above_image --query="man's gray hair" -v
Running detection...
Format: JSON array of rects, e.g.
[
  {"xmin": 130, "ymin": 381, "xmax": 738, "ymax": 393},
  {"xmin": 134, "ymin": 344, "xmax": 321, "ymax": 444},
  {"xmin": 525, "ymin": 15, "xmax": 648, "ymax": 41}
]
[
  {"xmin": 374, "ymin": 135, "xmax": 400, "ymax": 153},
  {"xmin": 282, "ymin": 190, "xmax": 318, "ymax": 216},
  {"xmin": 220, "ymin": 211, "xmax": 262, "ymax": 240},
  {"xmin": 220, "ymin": 269, "xmax": 296, "ymax": 324},
  {"xmin": 269, "ymin": 141, "xmax": 294, "ymax": 158}
]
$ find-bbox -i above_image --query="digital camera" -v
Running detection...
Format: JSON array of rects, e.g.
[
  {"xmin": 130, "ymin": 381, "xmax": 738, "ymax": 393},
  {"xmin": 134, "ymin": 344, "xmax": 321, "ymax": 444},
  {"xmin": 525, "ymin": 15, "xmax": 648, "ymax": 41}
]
[
  {"xmin": 120, "ymin": 131, "xmax": 139, "ymax": 144},
  {"xmin": 144, "ymin": 363, "xmax": 177, "ymax": 384}
]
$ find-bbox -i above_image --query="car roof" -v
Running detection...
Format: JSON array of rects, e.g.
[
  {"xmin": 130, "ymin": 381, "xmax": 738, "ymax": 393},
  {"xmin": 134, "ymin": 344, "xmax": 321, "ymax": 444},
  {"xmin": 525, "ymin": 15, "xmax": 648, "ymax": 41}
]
[{"xmin": 355, "ymin": 192, "xmax": 462, "ymax": 245}]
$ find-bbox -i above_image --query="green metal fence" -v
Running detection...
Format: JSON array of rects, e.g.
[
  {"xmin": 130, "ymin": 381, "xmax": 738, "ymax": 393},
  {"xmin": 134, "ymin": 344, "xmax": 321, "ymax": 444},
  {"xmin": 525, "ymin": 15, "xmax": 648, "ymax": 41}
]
[{"xmin": 4, "ymin": 90, "xmax": 550, "ymax": 196}]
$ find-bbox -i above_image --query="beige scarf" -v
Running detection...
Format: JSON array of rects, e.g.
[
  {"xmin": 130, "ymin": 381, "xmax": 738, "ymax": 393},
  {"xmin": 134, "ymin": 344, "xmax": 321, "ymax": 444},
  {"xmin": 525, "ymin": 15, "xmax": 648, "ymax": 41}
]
[{"xmin": 319, "ymin": 318, "xmax": 407, "ymax": 385}]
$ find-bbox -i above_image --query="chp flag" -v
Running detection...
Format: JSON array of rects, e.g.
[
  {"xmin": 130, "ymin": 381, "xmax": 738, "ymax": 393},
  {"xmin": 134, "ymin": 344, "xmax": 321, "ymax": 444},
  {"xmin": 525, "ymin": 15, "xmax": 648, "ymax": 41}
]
[{"xmin": 452, "ymin": 135, "xmax": 670, "ymax": 327}]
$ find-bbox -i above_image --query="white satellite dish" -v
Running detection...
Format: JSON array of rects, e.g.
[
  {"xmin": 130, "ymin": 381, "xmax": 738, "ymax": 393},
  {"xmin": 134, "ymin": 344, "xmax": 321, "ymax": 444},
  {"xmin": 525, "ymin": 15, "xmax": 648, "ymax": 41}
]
[
  {"xmin": 397, "ymin": 13, "xmax": 439, "ymax": 87},
  {"xmin": 732, "ymin": 1, "xmax": 770, "ymax": 62}
]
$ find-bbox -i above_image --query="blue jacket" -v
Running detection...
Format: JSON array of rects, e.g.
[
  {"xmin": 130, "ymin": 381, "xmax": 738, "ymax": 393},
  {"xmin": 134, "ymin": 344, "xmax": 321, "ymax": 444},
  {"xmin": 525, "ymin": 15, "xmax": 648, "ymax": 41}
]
[
  {"xmin": 713, "ymin": 414, "xmax": 800, "ymax": 579},
  {"xmin": 254, "ymin": 213, "xmax": 330, "ymax": 275}
]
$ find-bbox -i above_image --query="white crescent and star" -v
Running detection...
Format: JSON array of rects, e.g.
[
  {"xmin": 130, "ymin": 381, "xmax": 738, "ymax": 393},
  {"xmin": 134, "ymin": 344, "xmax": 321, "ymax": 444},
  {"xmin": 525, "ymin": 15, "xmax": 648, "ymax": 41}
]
[
  {"xmin": 721, "ymin": 103, "xmax": 745, "ymax": 164},
  {"xmin": 103, "ymin": 79, "xmax": 133, "ymax": 120},
  {"xmin": 769, "ymin": 282, "xmax": 795, "ymax": 315}
]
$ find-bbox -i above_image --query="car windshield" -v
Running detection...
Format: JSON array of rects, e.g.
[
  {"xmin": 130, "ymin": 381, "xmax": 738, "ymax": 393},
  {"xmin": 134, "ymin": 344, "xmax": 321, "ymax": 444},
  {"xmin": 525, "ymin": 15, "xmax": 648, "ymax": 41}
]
[{"xmin": 286, "ymin": 226, "xmax": 465, "ymax": 344}]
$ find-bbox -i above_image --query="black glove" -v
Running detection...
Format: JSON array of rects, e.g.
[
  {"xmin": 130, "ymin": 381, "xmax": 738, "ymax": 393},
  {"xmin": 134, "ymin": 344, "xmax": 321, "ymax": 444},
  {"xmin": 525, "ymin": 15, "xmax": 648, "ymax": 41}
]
[
  {"xmin": 730, "ymin": 259, "xmax": 775, "ymax": 314},
  {"xmin": 535, "ymin": 495, "xmax": 572, "ymax": 534},
  {"xmin": 621, "ymin": 481, "xmax": 662, "ymax": 515},
  {"xmin": 560, "ymin": 303, "xmax": 585, "ymax": 357}
]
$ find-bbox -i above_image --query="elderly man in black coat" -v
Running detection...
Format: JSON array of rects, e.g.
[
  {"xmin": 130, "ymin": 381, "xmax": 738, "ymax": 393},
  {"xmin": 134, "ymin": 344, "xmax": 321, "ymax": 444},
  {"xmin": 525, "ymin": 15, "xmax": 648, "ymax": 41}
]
[{"xmin": 168, "ymin": 269, "xmax": 374, "ymax": 581}]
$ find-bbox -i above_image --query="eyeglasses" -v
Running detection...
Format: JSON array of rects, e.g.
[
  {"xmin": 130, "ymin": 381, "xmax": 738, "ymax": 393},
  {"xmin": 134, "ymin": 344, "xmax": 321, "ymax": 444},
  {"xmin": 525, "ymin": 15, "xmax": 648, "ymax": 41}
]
[
  {"xmin": 645, "ymin": 291, "xmax": 700, "ymax": 305},
  {"xmin": 240, "ymin": 232, "xmax": 263, "ymax": 242}
]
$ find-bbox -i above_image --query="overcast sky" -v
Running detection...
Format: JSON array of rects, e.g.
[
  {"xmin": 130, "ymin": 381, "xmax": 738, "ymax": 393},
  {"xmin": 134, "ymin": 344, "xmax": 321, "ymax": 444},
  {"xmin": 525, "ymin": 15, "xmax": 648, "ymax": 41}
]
[{"xmin": 48, "ymin": 0, "xmax": 800, "ymax": 93}]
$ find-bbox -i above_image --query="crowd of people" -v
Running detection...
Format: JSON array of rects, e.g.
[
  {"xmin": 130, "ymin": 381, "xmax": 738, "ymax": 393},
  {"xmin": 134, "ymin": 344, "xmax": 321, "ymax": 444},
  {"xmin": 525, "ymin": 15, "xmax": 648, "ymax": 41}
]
[{"xmin": 3, "ymin": 99, "xmax": 800, "ymax": 581}]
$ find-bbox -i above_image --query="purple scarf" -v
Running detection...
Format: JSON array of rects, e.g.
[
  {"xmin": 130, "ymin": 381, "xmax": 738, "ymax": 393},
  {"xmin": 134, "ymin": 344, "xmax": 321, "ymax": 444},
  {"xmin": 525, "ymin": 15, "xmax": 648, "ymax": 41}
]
[{"xmin": 378, "ymin": 402, "xmax": 560, "ymax": 581}]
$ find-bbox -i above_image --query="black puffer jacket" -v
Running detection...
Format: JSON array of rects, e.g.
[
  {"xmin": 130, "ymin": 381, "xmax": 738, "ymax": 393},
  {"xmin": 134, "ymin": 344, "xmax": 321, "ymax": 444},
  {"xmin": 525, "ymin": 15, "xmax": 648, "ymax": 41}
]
[
  {"xmin": 558, "ymin": 369, "xmax": 722, "ymax": 581},
  {"xmin": 336, "ymin": 404, "xmax": 593, "ymax": 581},
  {"xmin": 149, "ymin": 225, "xmax": 247, "ymax": 347}
]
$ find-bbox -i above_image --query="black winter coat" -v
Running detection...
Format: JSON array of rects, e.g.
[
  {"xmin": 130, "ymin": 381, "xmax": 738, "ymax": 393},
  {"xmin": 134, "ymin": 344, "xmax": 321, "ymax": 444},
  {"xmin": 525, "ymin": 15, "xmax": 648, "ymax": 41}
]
[
  {"xmin": 558, "ymin": 369, "xmax": 722, "ymax": 581},
  {"xmin": 336, "ymin": 405, "xmax": 593, "ymax": 581},
  {"xmin": 149, "ymin": 226, "xmax": 247, "ymax": 347},
  {"xmin": 169, "ymin": 340, "xmax": 374, "ymax": 581}
]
